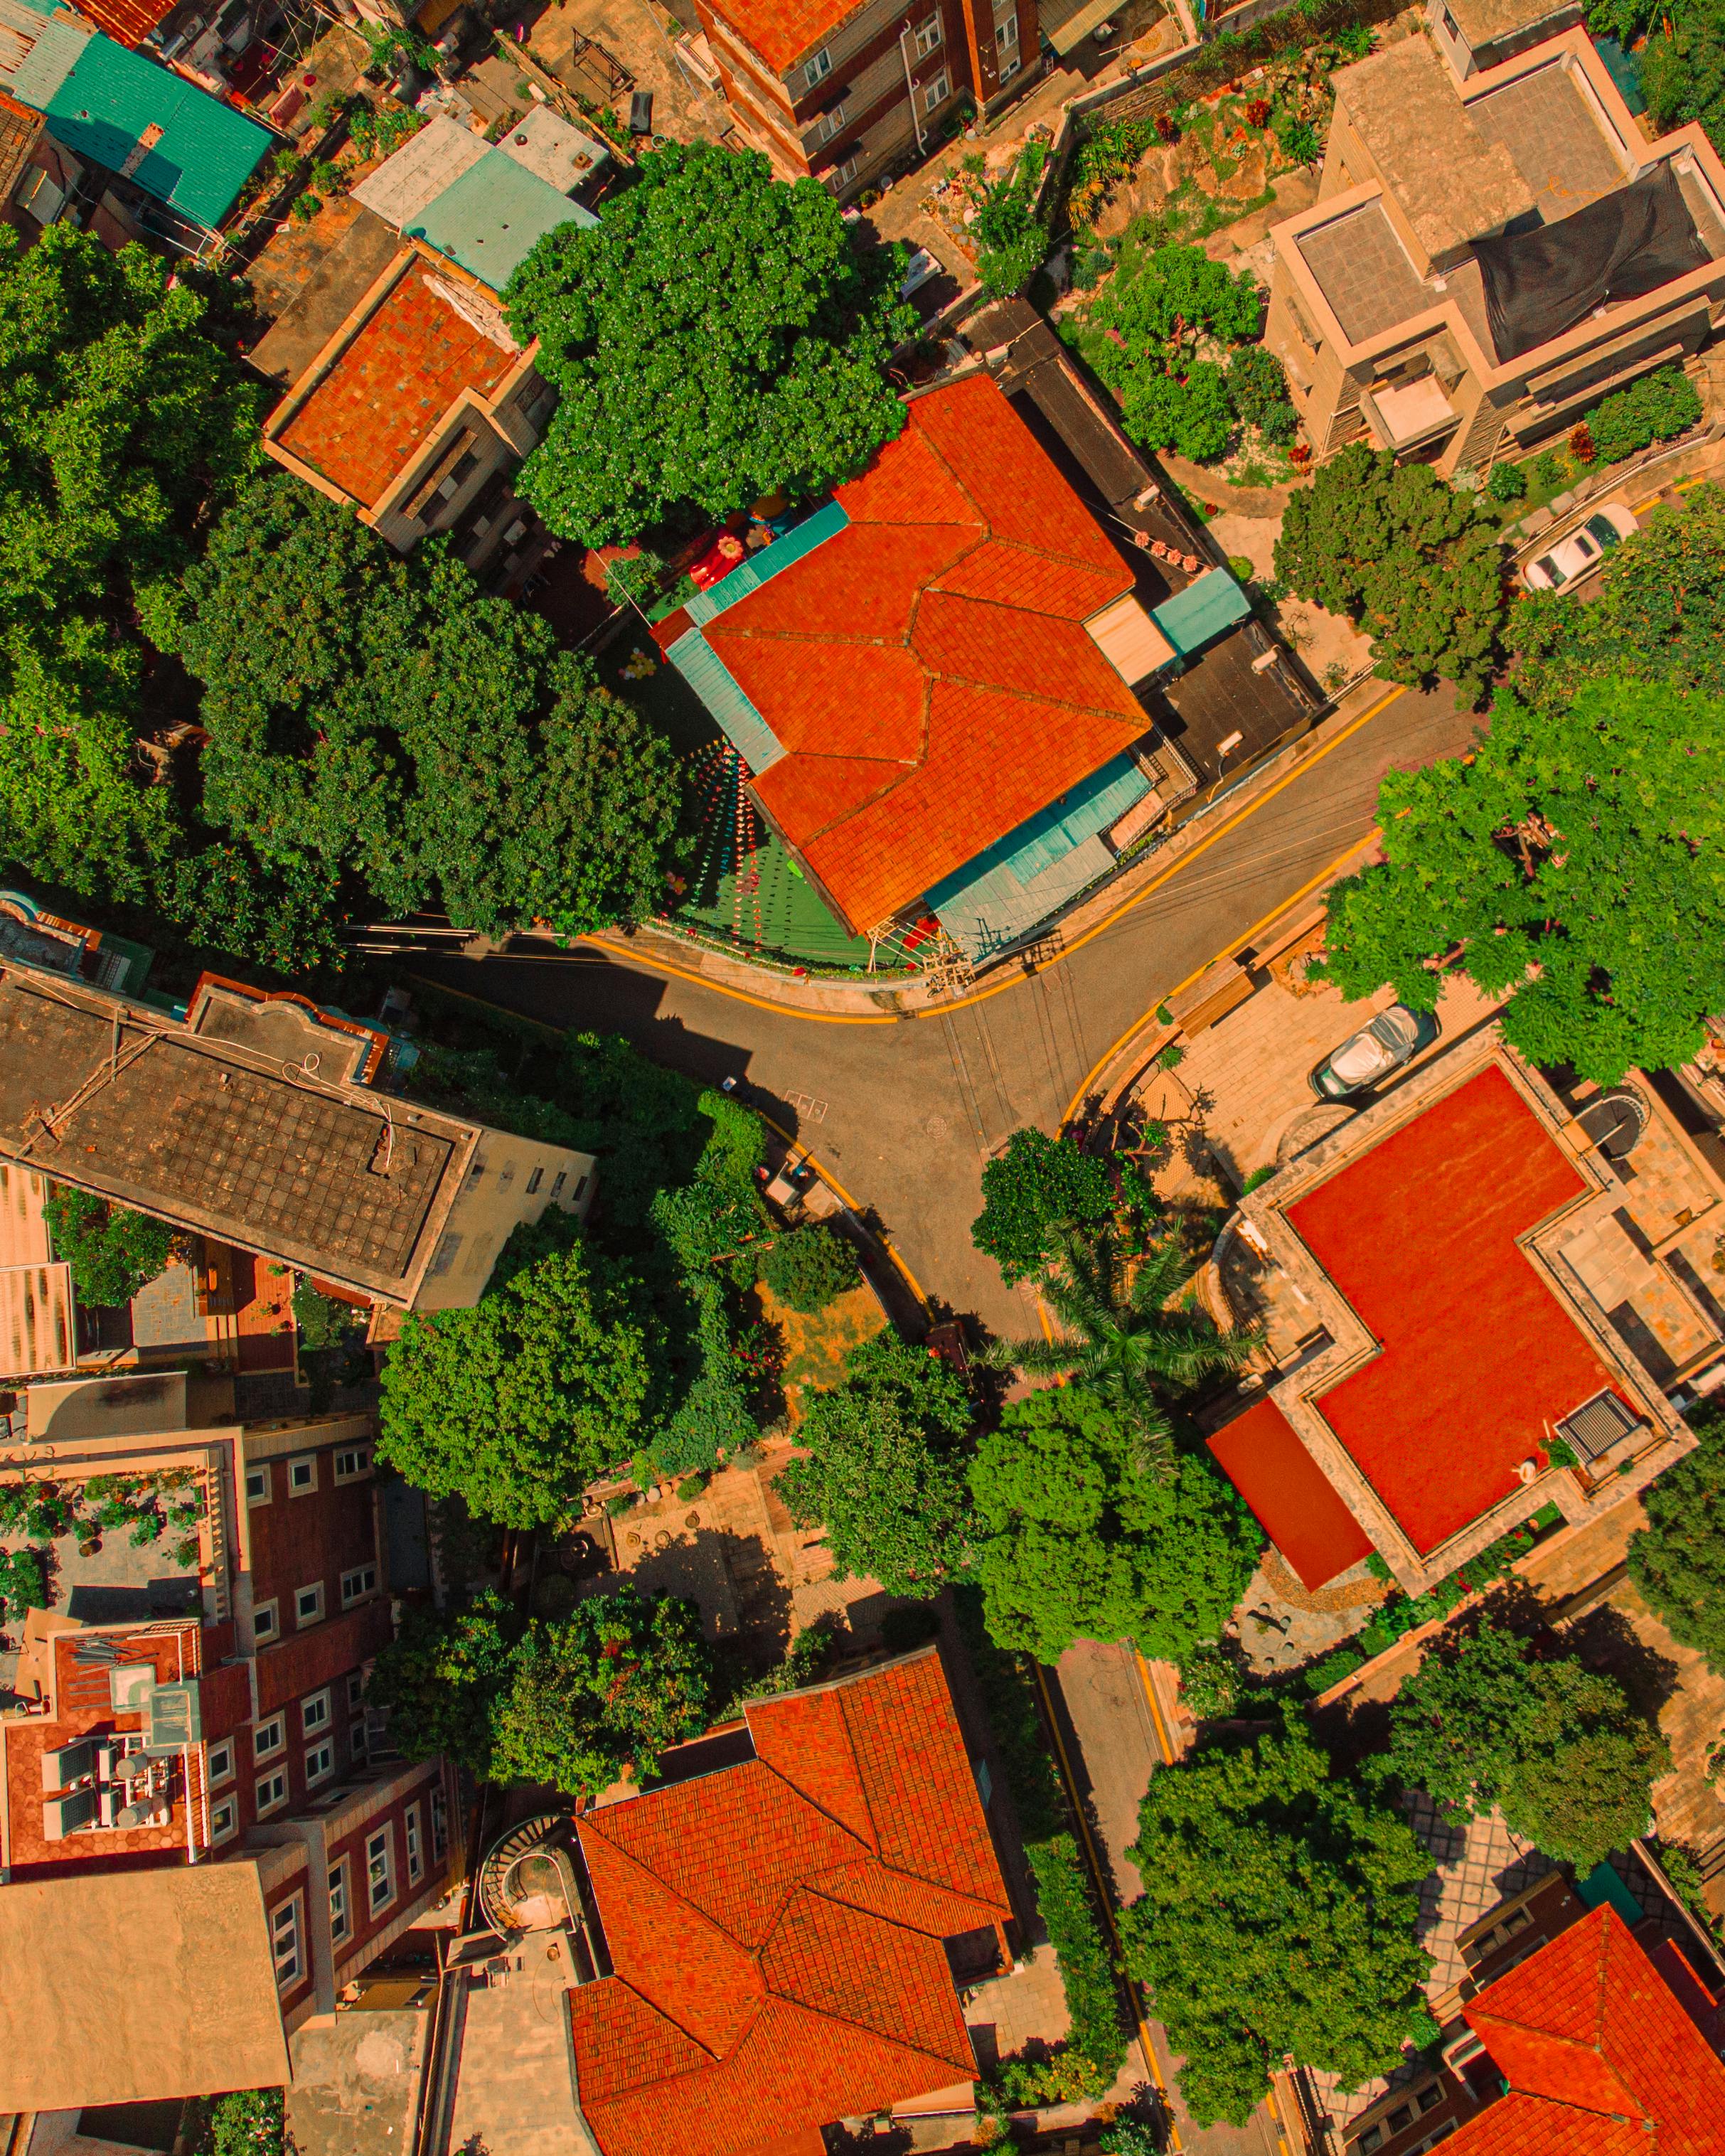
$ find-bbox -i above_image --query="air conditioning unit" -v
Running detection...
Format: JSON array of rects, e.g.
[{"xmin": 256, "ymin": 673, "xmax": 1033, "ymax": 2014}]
[
  {"xmin": 110, "ymin": 1663, "xmax": 157, "ymax": 1712},
  {"xmin": 502, "ymin": 519, "xmax": 528, "ymax": 548}
]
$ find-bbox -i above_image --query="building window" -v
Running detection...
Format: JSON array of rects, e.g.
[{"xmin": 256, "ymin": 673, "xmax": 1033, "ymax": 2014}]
[
  {"xmin": 351, "ymin": 1720, "xmax": 370, "ymax": 1768},
  {"xmin": 252, "ymin": 1599, "xmax": 279, "ymax": 1646},
  {"xmin": 347, "ymin": 1670, "xmax": 367, "ymax": 1713},
  {"xmin": 271, "ymin": 1895, "xmax": 302, "ymax": 1986},
  {"xmin": 829, "ymin": 150, "xmax": 862, "ymax": 188},
  {"xmin": 245, "ymin": 1466, "xmax": 270, "ymax": 1507},
  {"xmin": 295, "ymin": 1582, "xmax": 325, "ymax": 1628},
  {"xmin": 996, "ymin": 11, "xmax": 1018, "ymax": 52},
  {"xmin": 333, "ymin": 1445, "xmax": 371, "ymax": 1484},
  {"xmin": 305, "ymin": 1739, "xmax": 335, "ymax": 1786},
  {"xmin": 210, "ymin": 1794, "xmax": 238, "ymax": 1845},
  {"xmin": 253, "ymin": 1715, "xmax": 284, "ymax": 1761},
  {"xmin": 405, "ymin": 1801, "xmax": 424, "ymax": 1886},
  {"xmin": 256, "ymin": 1768, "xmax": 289, "ymax": 1818},
  {"xmin": 301, "ymin": 1690, "xmax": 331, "ymax": 1736},
  {"xmin": 329, "ymin": 1859, "xmax": 351, "ymax": 1946},
  {"xmin": 367, "ymin": 1825, "xmax": 395, "ymax": 1916},
  {"xmin": 429, "ymin": 1786, "xmax": 448, "ymax": 1862},
  {"xmin": 207, "ymin": 1739, "xmax": 235, "ymax": 1787},
  {"xmin": 525, "ymin": 1165, "xmax": 544, "ymax": 1195},
  {"xmin": 341, "ymin": 1564, "xmax": 378, "ymax": 1608},
  {"xmin": 802, "ymin": 43, "xmax": 831, "ymax": 85},
  {"xmin": 911, "ymin": 12, "xmax": 941, "ymax": 53},
  {"xmin": 923, "ymin": 69, "xmax": 950, "ymax": 112},
  {"xmin": 811, "ymin": 100, "xmax": 847, "ymax": 145},
  {"xmin": 287, "ymin": 1456, "xmax": 317, "ymax": 1496}
]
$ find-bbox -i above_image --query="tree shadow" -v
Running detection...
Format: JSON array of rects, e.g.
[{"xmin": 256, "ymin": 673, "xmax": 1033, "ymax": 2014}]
[
  {"xmin": 614, "ymin": 1522, "xmax": 793, "ymax": 1674},
  {"xmin": 1559, "ymin": 1601, "xmax": 1682, "ymax": 1727}
]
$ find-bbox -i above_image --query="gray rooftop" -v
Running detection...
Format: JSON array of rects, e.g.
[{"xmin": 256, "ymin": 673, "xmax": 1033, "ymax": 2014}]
[
  {"xmin": 1441, "ymin": 0, "xmax": 1579, "ymax": 48},
  {"xmin": 1468, "ymin": 60, "xmax": 1628, "ymax": 222},
  {"xmin": 0, "ymin": 970, "xmax": 474, "ymax": 1301}
]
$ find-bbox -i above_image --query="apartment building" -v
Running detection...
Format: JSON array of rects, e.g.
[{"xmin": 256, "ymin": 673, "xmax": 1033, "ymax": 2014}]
[
  {"xmin": 692, "ymin": 0, "xmax": 1038, "ymax": 197},
  {"xmin": 1262, "ymin": 0, "xmax": 1725, "ymax": 474},
  {"xmin": 0, "ymin": 959, "xmax": 595, "ymax": 1316},
  {"xmin": 0, "ymin": 1371, "xmax": 459, "ymax": 2123}
]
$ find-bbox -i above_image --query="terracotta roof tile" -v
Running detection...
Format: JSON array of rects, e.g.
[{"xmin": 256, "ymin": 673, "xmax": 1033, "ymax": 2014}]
[
  {"xmin": 677, "ymin": 373, "xmax": 1141, "ymax": 933},
  {"xmin": 275, "ymin": 260, "xmax": 515, "ymax": 511},
  {"xmin": 1445, "ymin": 1908, "xmax": 1725, "ymax": 2156},
  {"xmin": 566, "ymin": 1651, "xmax": 1010, "ymax": 2156}
]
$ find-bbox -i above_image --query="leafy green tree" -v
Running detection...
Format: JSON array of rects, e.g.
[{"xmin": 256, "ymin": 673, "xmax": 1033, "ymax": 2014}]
[
  {"xmin": 1084, "ymin": 244, "xmax": 1264, "ymax": 465},
  {"xmin": 376, "ymin": 1213, "xmax": 664, "ymax": 1528},
  {"xmin": 1510, "ymin": 484, "xmax": 1725, "ymax": 706},
  {"xmin": 1318, "ymin": 676, "xmax": 1725, "ymax": 1082},
  {"xmin": 1642, "ymin": 0, "xmax": 1725, "ymax": 161},
  {"xmin": 1123, "ymin": 1708, "xmax": 1435, "ymax": 2125},
  {"xmin": 973, "ymin": 144, "xmax": 1050, "ymax": 298},
  {"xmin": 973, "ymin": 1126, "xmax": 1120, "ymax": 1286},
  {"xmin": 968, "ymin": 1389, "xmax": 1261, "ymax": 1663},
  {"xmin": 204, "ymin": 2087, "xmax": 285, "ymax": 2156},
  {"xmin": 0, "ymin": 1547, "xmax": 48, "ymax": 1622},
  {"xmin": 779, "ymin": 1333, "xmax": 973, "ymax": 1597},
  {"xmin": 1121, "ymin": 363, "xmax": 1234, "ymax": 462},
  {"xmin": 1092, "ymin": 242, "xmax": 1263, "ymax": 349},
  {"xmin": 506, "ymin": 142, "xmax": 914, "ymax": 545},
  {"xmin": 1628, "ymin": 1408, "xmax": 1725, "ymax": 1670},
  {"xmin": 1273, "ymin": 442, "xmax": 1506, "ymax": 701},
  {"xmin": 365, "ymin": 1590, "xmax": 523, "ymax": 1776},
  {"xmin": 0, "ymin": 226, "xmax": 260, "ymax": 905},
  {"xmin": 44, "ymin": 1186, "xmax": 174, "ymax": 1306},
  {"xmin": 760, "ymin": 1222, "xmax": 859, "ymax": 1313},
  {"xmin": 1377, "ymin": 1616, "xmax": 1668, "ymax": 1870},
  {"xmin": 984, "ymin": 1227, "xmax": 1256, "ymax": 1478},
  {"xmin": 1226, "ymin": 343, "xmax": 1296, "ymax": 443},
  {"xmin": 491, "ymin": 1582, "xmax": 713, "ymax": 1797},
  {"xmin": 159, "ymin": 479, "xmax": 682, "ymax": 955}
]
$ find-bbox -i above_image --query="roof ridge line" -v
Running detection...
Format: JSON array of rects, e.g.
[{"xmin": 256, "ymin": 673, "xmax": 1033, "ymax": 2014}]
[
  {"xmin": 579, "ymin": 1813, "xmax": 772, "ymax": 1970},
  {"xmin": 763, "ymin": 1976, "xmax": 975, "ymax": 2078},
  {"xmin": 591, "ymin": 1970, "xmax": 729, "ymax": 2071},
  {"xmin": 805, "ymin": 1868, "xmax": 1007, "ymax": 1934},
  {"xmin": 922, "ymin": 668, "xmax": 1143, "ymax": 723},
  {"xmin": 922, "ymin": 580, "xmax": 1122, "ymax": 626},
  {"xmin": 901, "ymin": 398, "xmax": 989, "ymax": 532}
]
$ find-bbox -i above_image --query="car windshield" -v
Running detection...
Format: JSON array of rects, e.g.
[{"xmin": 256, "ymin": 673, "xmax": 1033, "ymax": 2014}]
[
  {"xmin": 1330, "ymin": 1030, "xmax": 1394, "ymax": 1084},
  {"xmin": 1531, "ymin": 553, "xmax": 1564, "ymax": 585},
  {"xmin": 1372, "ymin": 1007, "xmax": 1419, "ymax": 1052},
  {"xmin": 1585, "ymin": 514, "xmax": 1623, "ymax": 549}
]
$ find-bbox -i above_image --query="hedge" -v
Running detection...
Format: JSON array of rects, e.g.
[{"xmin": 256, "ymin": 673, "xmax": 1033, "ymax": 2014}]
[
  {"xmin": 953, "ymin": 1588, "xmax": 1130, "ymax": 2091},
  {"xmin": 1588, "ymin": 365, "xmax": 1702, "ymax": 467}
]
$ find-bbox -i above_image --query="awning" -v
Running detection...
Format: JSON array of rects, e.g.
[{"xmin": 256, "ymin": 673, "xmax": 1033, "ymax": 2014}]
[
  {"xmin": 1151, "ymin": 566, "xmax": 1251, "ymax": 658},
  {"xmin": 1048, "ymin": 0, "xmax": 1121, "ymax": 57}
]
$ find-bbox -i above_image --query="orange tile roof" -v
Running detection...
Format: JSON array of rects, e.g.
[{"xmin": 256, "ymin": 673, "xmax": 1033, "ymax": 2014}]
[
  {"xmin": 1446, "ymin": 1907, "xmax": 1725, "ymax": 2156},
  {"xmin": 567, "ymin": 1650, "xmax": 1010, "ymax": 2156},
  {"xmin": 274, "ymin": 257, "xmax": 516, "ymax": 511},
  {"xmin": 70, "ymin": 0, "xmax": 177, "ymax": 44},
  {"xmin": 700, "ymin": 0, "xmax": 867, "ymax": 75},
  {"xmin": 666, "ymin": 373, "xmax": 1141, "ymax": 934}
]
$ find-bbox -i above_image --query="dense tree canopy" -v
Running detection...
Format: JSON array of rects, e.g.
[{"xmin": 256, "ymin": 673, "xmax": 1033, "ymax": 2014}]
[
  {"xmin": 760, "ymin": 1222, "xmax": 859, "ymax": 1313},
  {"xmin": 1273, "ymin": 442, "xmax": 1506, "ymax": 702},
  {"xmin": 1123, "ymin": 1709, "xmax": 1435, "ymax": 2125},
  {"xmin": 1084, "ymin": 244, "xmax": 1273, "ymax": 464},
  {"xmin": 490, "ymin": 1584, "xmax": 713, "ymax": 1798},
  {"xmin": 986, "ymin": 1227, "xmax": 1255, "ymax": 1478},
  {"xmin": 506, "ymin": 143, "xmax": 914, "ymax": 545},
  {"xmin": 968, "ymin": 1389, "xmax": 1261, "ymax": 1663},
  {"xmin": 154, "ymin": 477, "xmax": 683, "ymax": 961},
  {"xmin": 1376, "ymin": 1616, "xmax": 1668, "ymax": 1871},
  {"xmin": 1628, "ymin": 1408, "xmax": 1725, "ymax": 1671},
  {"xmin": 972, "ymin": 1127, "xmax": 1123, "ymax": 1286},
  {"xmin": 779, "ymin": 1334, "xmax": 974, "ymax": 1597},
  {"xmin": 0, "ymin": 225, "xmax": 259, "ymax": 904},
  {"xmin": 1318, "ymin": 676, "xmax": 1725, "ymax": 1082},
  {"xmin": 43, "ymin": 1186, "xmax": 174, "ymax": 1307},
  {"xmin": 365, "ymin": 1589, "xmax": 523, "ymax": 1776},
  {"xmin": 376, "ymin": 1212, "xmax": 663, "ymax": 1529}
]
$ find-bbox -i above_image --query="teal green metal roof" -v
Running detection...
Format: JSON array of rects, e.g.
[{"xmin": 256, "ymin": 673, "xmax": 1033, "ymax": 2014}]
[
  {"xmin": 1152, "ymin": 567, "xmax": 1252, "ymax": 659},
  {"xmin": 28, "ymin": 28, "xmax": 268, "ymax": 228},
  {"xmin": 686, "ymin": 502, "xmax": 849, "ymax": 627},
  {"xmin": 6, "ymin": 18, "xmax": 86, "ymax": 109},
  {"xmin": 928, "ymin": 752, "xmax": 1152, "ymax": 961},
  {"xmin": 406, "ymin": 146, "xmax": 597, "ymax": 292}
]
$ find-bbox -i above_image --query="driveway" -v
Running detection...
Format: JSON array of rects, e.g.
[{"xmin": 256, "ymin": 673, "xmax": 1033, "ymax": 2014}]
[{"xmin": 413, "ymin": 678, "xmax": 1477, "ymax": 1338}]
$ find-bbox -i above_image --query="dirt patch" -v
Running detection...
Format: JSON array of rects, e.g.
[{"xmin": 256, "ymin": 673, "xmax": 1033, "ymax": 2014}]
[{"xmin": 759, "ymin": 1279, "xmax": 887, "ymax": 1423}]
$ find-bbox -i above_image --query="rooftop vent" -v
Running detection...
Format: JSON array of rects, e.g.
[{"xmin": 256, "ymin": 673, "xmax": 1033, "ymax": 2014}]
[{"xmin": 1556, "ymin": 1388, "xmax": 1639, "ymax": 1463}]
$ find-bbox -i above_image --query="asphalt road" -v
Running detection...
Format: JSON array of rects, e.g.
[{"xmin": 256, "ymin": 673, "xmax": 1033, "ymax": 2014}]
[{"xmin": 415, "ymin": 679, "xmax": 1478, "ymax": 1337}]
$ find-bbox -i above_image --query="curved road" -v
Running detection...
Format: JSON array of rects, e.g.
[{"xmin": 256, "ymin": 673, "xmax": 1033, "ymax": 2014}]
[{"xmin": 416, "ymin": 681, "xmax": 1477, "ymax": 1337}]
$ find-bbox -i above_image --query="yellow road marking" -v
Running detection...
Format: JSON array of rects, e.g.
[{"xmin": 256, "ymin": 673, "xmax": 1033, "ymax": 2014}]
[
  {"xmin": 1031, "ymin": 1661, "xmax": 1182, "ymax": 2147},
  {"xmin": 579, "ymin": 685, "xmax": 1409, "ymax": 1028},
  {"xmin": 1059, "ymin": 828, "xmax": 1382, "ymax": 1128}
]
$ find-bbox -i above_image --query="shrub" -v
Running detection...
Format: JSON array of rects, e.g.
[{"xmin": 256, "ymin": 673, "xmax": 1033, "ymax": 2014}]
[
  {"xmin": 1177, "ymin": 1642, "xmax": 1240, "ymax": 1719},
  {"xmin": 1226, "ymin": 343, "xmax": 1296, "ymax": 443},
  {"xmin": 1485, "ymin": 460, "xmax": 1527, "ymax": 503},
  {"xmin": 205, "ymin": 2087, "xmax": 285, "ymax": 2156},
  {"xmin": 760, "ymin": 1223, "xmax": 860, "ymax": 1313},
  {"xmin": 292, "ymin": 1279, "xmax": 358, "ymax": 1351},
  {"xmin": 1588, "ymin": 364, "xmax": 1702, "ymax": 466},
  {"xmin": 676, "ymin": 1473, "xmax": 707, "ymax": 1500},
  {"xmin": 1303, "ymin": 1642, "xmax": 1366, "ymax": 1695},
  {"xmin": 0, "ymin": 1547, "xmax": 48, "ymax": 1619},
  {"xmin": 973, "ymin": 144, "xmax": 1050, "ymax": 298},
  {"xmin": 1276, "ymin": 114, "xmax": 1321, "ymax": 164}
]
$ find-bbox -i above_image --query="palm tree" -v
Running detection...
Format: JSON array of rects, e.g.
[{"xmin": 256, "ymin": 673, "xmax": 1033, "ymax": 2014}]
[{"xmin": 982, "ymin": 1224, "xmax": 1259, "ymax": 1479}]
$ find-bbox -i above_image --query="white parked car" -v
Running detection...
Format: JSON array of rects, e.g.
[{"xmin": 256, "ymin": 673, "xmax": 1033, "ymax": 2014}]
[{"xmin": 1521, "ymin": 501, "xmax": 1638, "ymax": 594}]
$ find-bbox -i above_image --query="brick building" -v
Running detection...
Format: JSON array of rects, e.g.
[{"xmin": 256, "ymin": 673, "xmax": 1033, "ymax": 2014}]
[
  {"xmin": 0, "ymin": 1370, "xmax": 458, "ymax": 2122},
  {"xmin": 690, "ymin": 0, "xmax": 1039, "ymax": 198}
]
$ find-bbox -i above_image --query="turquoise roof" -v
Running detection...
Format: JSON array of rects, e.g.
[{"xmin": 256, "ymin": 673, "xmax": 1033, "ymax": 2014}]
[
  {"xmin": 406, "ymin": 146, "xmax": 597, "ymax": 292},
  {"xmin": 26, "ymin": 27, "xmax": 269, "ymax": 228},
  {"xmin": 663, "ymin": 504, "xmax": 851, "ymax": 776},
  {"xmin": 928, "ymin": 752, "xmax": 1152, "ymax": 961},
  {"xmin": 1152, "ymin": 567, "xmax": 1252, "ymax": 659}
]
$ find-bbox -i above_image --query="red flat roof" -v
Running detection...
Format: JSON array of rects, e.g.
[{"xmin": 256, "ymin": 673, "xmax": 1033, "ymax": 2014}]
[
  {"xmin": 673, "ymin": 374, "xmax": 1143, "ymax": 936},
  {"xmin": 1207, "ymin": 1395, "xmax": 1375, "ymax": 1591},
  {"xmin": 274, "ymin": 259, "xmax": 516, "ymax": 511},
  {"xmin": 567, "ymin": 1650, "xmax": 1010, "ymax": 2156},
  {"xmin": 1286, "ymin": 1062, "xmax": 1615, "ymax": 1555},
  {"xmin": 70, "ymin": 0, "xmax": 177, "ymax": 43},
  {"xmin": 1446, "ymin": 1906, "xmax": 1725, "ymax": 2156},
  {"xmin": 700, "ymin": 0, "xmax": 865, "ymax": 75}
]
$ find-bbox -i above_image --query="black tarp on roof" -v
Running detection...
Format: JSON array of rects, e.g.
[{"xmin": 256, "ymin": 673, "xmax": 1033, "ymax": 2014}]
[{"xmin": 1473, "ymin": 164, "xmax": 1710, "ymax": 363}]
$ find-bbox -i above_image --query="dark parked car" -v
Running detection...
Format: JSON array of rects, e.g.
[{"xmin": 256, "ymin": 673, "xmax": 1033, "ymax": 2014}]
[{"xmin": 1309, "ymin": 1005, "xmax": 1439, "ymax": 1100}]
